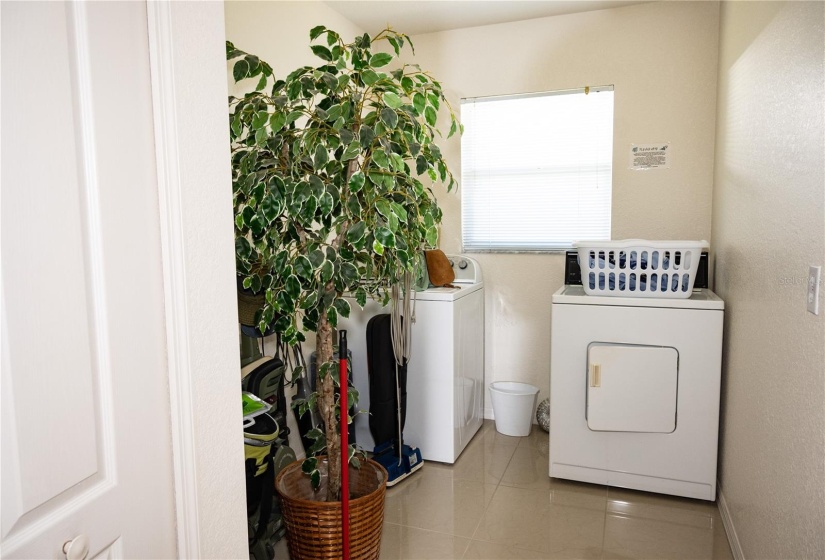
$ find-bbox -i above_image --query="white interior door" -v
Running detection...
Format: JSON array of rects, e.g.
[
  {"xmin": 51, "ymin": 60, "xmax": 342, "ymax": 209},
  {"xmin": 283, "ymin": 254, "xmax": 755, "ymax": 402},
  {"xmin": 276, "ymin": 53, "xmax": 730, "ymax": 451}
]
[
  {"xmin": 2, "ymin": 2, "xmax": 177, "ymax": 558},
  {"xmin": 586, "ymin": 343, "xmax": 678, "ymax": 433}
]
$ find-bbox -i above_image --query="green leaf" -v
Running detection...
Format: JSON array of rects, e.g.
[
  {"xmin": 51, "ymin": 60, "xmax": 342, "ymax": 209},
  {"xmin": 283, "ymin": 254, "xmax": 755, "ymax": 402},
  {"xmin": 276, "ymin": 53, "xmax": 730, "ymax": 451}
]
[
  {"xmin": 251, "ymin": 111, "xmax": 268, "ymax": 129},
  {"xmin": 374, "ymin": 227, "xmax": 396, "ymax": 247},
  {"xmin": 388, "ymin": 212, "xmax": 399, "ymax": 232},
  {"xmin": 301, "ymin": 290, "xmax": 318, "ymax": 310},
  {"xmin": 339, "ymin": 261, "xmax": 359, "ymax": 284},
  {"xmin": 412, "ymin": 93, "xmax": 426, "ymax": 115},
  {"xmin": 313, "ymin": 144, "xmax": 328, "ymax": 169},
  {"xmin": 256, "ymin": 73, "xmax": 267, "ymax": 90},
  {"xmin": 261, "ymin": 193, "xmax": 282, "ymax": 223},
  {"xmin": 438, "ymin": 160, "xmax": 448, "ymax": 182},
  {"xmin": 380, "ymin": 108, "xmax": 398, "ymax": 129},
  {"xmin": 341, "ymin": 141, "xmax": 360, "ymax": 161},
  {"xmin": 269, "ymin": 112, "xmax": 286, "ymax": 133},
  {"xmin": 294, "ymin": 255, "xmax": 312, "ymax": 278},
  {"xmin": 349, "ymin": 171, "xmax": 366, "ymax": 193},
  {"xmin": 346, "ymin": 221, "xmax": 366, "ymax": 243},
  {"xmin": 383, "ymin": 92, "xmax": 402, "ymax": 109},
  {"xmin": 425, "ymin": 226, "xmax": 438, "ymax": 247},
  {"xmin": 233, "ymin": 59, "xmax": 249, "ymax": 82},
  {"xmin": 401, "ymin": 76, "xmax": 414, "ymax": 93},
  {"xmin": 310, "ymin": 470, "xmax": 321, "ymax": 489},
  {"xmin": 369, "ymin": 52, "xmax": 393, "ymax": 68},
  {"xmin": 448, "ymin": 118, "xmax": 457, "ymax": 138},
  {"xmin": 285, "ymin": 111, "xmax": 303, "ymax": 125},
  {"xmin": 372, "ymin": 148, "xmax": 389, "ymax": 169},
  {"xmin": 387, "ymin": 36, "xmax": 400, "ymax": 55},
  {"xmin": 390, "ymin": 202, "xmax": 408, "ymax": 222},
  {"xmin": 325, "ymin": 103, "xmax": 342, "ymax": 122},
  {"xmin": 326, "ymin": 306, "xmax": 338, "ymax": 328},
  {"xmin": 300, "ymin": 195, "xmax": 318, "ymax": 222},
  {"xmin": 416, "ymin": 155, "xmax": 428, "ymax": 175},
  {"xmin": 311, "ymin": 45, "xmax": 332, "ymax": 61},
  {"xmin": 309, "ymin": 249, "xmax": 326, "ymax": 268},
  {"xmin": 372, "ymin": 239, "xmax": 385, "ymax": 255},
  {"xmin": 359, "ymin": 126, "xmax": 375, "ymax": 149},
  {"xmin": 427, "ymin": 92, "xmax": 440, "ymax": 110},
  {"xmin": 355, "ymin": 287, "xmax": 367, "ymax": 308},
  {"xmin": 309, "ymin": 25, "xmax": 327, "ymax": 40},
  {"xmin": 319, "ymin": 192, "xmax": 334, "ymax": 216},
  {"xmin": 375, "ymin": 199, "xmax": 392, "ymax": 218},
  {"xmin": 424, "ymin": 105, "xmax": 437, "ymax": 126},
  {"xmin": 285, "ymin": 275, "xmax": 301, "ymax": 299},
  {"xmin": 319, "ymin": 260, "xmax": 334, "ymax": 282},
  {"xmin": 361, "ymin": 69, "xmax": 380, "ymax": 85},
  {"xmin": 276, "ymin": 290, "xmax": 294, "ymax": 314},
  {"xmin": 333, "ymin": 298, "xmax": 351, "ymax": 318}
]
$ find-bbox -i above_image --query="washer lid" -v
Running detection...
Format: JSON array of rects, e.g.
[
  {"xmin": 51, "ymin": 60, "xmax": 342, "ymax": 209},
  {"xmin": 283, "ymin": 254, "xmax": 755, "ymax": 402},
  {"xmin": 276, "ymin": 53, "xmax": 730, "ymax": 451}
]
[
  {"xmin": 552, "ymin": 285, "xmax": 724, "ymax": 310},
  {"xmin": 416, "ymin": 281, "xmax": 483, "ymax": 302}
]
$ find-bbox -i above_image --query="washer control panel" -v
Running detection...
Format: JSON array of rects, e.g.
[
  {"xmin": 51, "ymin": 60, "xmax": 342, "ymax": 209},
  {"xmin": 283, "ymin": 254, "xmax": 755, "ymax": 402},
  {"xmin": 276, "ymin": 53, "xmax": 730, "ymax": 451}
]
[{"xmin": 446, "ymin": 254, "xmax": 482, "ymax": 285}]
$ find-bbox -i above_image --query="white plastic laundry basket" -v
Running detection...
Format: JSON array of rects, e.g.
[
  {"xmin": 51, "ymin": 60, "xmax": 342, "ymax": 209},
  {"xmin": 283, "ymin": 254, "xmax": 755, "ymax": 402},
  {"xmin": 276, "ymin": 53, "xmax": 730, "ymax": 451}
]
[
  {"xmin": 574, "ymin": 239, "xmax": 708, "ymax": 299},
  {"xmin": 489, "ymin": 382, "xmax": 539, "ymax": 437}
]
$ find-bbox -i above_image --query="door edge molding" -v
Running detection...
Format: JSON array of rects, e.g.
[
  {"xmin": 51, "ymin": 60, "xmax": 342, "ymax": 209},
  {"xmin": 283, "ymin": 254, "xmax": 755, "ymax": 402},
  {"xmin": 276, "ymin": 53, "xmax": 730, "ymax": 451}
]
[{"xmin": 145, "ymin": 2, "xmax": 201, "ymax": 558}]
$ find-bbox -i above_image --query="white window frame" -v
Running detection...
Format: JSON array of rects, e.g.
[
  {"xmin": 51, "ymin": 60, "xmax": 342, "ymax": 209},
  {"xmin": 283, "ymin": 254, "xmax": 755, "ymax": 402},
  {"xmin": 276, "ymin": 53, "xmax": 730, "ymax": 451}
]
[{"xmin": 460, "ymin": 86, "xmax": 614, "ymax": 253}]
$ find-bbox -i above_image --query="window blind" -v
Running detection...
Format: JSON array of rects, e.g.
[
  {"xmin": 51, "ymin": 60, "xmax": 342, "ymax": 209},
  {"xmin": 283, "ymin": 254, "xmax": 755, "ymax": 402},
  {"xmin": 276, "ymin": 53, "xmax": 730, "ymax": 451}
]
[{"xmin": 460, "ymin": 87, "xmax": 614, "ymax": 252}]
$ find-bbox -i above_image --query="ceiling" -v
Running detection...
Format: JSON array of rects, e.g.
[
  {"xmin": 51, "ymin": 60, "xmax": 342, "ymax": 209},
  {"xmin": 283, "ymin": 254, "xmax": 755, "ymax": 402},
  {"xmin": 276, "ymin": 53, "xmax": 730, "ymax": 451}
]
[{"xmin": 323, "ymin": 0, "xmax": 652, "ymax": 36}]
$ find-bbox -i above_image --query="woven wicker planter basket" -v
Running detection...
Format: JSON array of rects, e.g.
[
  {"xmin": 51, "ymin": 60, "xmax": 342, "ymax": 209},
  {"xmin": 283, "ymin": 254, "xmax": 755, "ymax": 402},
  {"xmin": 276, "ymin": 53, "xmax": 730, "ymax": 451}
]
[{"xmin": 275, "ymin": 457, "xmax": 387, "ymax": 559}]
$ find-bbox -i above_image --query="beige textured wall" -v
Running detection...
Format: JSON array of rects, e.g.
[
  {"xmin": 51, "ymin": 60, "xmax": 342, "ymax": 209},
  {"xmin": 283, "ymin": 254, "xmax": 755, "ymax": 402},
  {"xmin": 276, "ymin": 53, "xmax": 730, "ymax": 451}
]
[
  {"xmin": 405, "ymin": 1, "xmax": 720, "ymax": 415},
  {"xmin": 225, "ymin": 0, "xmax": 363, "ymax": 82},
  {"xmin": 712, "ymin": 2, "xmax": 825, "ymax": 558}
]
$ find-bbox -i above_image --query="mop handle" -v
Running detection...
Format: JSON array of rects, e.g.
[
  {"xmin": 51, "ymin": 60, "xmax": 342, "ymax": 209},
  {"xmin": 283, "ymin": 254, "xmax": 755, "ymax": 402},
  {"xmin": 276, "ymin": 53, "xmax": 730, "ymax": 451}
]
[{"xmin": 339, "ymin": 330, "xmax": 350, "ymax": 560}]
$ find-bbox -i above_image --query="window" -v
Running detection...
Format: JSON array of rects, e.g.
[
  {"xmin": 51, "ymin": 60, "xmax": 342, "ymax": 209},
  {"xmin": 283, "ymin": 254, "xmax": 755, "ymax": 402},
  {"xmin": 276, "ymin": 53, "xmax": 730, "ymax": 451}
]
[{"xmin": 461, "ymin": 86, "xmax": 614, "ymax": 252}]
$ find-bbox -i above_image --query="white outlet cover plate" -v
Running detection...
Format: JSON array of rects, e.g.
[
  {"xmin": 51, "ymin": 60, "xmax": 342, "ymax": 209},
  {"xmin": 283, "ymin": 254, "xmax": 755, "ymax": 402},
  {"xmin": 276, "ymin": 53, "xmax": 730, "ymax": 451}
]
[{"xmin": 808, "ymin": 266, "xmax": 821, "ymax": 315}]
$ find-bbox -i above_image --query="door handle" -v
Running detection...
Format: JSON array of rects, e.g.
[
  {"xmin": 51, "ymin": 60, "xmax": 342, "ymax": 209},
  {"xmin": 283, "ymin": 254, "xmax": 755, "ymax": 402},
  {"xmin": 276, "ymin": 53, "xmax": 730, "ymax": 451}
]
[
  {"xmin": 63, "ymin": 534, "xmax": 90, "ymax": 560},
  {"xmin": 590, "ymin": 364, "xmax": 601, "ymax": 388}
]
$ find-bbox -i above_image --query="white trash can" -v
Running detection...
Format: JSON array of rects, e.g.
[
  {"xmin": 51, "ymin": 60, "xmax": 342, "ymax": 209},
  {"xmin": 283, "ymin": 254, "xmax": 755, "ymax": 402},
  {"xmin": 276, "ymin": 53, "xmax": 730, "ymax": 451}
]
[{"xmin": 489, "ymin": 381, "xmax": 540, "ymax": 436}]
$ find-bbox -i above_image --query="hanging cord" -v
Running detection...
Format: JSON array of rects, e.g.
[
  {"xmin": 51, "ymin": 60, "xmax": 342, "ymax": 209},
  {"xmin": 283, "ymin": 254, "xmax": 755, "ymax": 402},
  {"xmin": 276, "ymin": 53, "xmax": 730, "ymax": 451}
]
[{"xmin": 390, "ymin": 270, "xmax": 414, "ymax": 466}]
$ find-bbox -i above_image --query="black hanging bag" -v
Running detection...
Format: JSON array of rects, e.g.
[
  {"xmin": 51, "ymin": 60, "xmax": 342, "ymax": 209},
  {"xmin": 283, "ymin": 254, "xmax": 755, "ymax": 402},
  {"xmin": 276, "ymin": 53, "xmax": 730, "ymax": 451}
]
[{"xmin": 366, "ymin": 313, "xmax": 407, "ymax": 446}]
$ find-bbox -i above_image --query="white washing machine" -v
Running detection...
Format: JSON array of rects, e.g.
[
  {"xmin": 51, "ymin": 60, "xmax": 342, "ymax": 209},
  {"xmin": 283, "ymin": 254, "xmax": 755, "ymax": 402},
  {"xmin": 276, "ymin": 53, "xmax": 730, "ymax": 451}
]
[
  {"xmin": 549, "ymin": 278, "xmax": 724, "ymax": 500},
  {"xmin": 340, "ymin": 255, "xmax": 484, "ymax": 464}
]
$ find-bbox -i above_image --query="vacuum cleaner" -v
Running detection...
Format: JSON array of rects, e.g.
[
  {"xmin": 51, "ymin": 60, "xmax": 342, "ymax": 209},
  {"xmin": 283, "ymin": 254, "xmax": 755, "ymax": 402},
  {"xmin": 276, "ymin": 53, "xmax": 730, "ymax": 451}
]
[{"xmin": 366, "ymin": 275, "xmax": 424, "ymax": 486}]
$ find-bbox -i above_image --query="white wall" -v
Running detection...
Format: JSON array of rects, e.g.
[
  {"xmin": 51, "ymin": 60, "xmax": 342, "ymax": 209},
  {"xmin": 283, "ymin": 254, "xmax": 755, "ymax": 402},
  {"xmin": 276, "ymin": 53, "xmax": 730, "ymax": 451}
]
[
  {"xmin": 152, "ymin": 3, "xmax": 248, "ymax": 558},
  {"xmin": 225, "ymin": 0, "xmax": 363, "ymax": 87},
  {"xmin": 712, "ymin": 2, "xmax": 825, "ymax": 558},
  {"xmin": 405, "ymin": 1, "xmax": 721, "ymax": 416}
]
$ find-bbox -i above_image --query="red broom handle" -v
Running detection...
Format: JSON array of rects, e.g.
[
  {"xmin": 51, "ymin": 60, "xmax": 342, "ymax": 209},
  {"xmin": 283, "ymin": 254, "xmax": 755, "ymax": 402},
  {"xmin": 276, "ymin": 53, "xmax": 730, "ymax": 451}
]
[{"xmin": 339, "ymin": 330, "xmax": 350, "ymax": 560}]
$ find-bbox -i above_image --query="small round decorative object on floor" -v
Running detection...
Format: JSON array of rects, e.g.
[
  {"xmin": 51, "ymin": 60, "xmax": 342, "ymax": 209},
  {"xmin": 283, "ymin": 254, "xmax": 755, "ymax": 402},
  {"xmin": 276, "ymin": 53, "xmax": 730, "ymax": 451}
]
[{"xmin": 536, "ymin": 397, "xmax": 551, "ymax": 432}]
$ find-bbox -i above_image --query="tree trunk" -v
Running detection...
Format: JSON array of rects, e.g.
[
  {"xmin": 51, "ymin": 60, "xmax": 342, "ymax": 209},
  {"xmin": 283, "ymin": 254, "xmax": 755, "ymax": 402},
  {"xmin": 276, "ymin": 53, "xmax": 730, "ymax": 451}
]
[{"xmin": 316, "ymin": 307, "xmax": 341, "ymax": 501}]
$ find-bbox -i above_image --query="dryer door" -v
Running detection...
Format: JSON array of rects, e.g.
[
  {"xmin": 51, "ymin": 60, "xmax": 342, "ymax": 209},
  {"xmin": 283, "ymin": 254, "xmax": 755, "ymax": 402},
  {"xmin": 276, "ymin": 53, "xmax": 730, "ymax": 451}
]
[{"xmin": 586, "ymin": 343, "xmax": 678, "ymax": 433}]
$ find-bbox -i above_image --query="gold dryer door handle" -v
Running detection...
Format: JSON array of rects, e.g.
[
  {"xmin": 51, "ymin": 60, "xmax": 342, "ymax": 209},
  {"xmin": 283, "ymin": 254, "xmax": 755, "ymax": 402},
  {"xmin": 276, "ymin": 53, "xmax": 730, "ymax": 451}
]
[{"xmin": 590, "ymin": 363, "xmax": 601, "ymax": 388}]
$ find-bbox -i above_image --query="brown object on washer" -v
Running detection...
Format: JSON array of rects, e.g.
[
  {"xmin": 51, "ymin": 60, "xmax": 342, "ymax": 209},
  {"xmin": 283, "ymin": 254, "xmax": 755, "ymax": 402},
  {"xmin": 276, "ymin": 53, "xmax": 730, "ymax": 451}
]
[{"xmin": 424, "ymin": 249, "xmax": 455, "ymax": 287}]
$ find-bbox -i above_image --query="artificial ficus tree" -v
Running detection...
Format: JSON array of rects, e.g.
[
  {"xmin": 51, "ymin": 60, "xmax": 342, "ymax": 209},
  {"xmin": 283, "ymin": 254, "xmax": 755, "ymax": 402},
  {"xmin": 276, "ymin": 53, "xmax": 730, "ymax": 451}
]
[{"xmin": 227, "ymin": 26, "xmax": 460, "ymax": 501}]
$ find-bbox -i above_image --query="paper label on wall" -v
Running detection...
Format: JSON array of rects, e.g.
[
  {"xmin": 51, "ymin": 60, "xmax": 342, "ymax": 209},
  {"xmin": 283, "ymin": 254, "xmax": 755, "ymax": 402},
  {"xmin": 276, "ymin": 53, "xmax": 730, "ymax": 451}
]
[{"xmin": 630, "ymin": 143, "xmax": 670, "ymax": 170}]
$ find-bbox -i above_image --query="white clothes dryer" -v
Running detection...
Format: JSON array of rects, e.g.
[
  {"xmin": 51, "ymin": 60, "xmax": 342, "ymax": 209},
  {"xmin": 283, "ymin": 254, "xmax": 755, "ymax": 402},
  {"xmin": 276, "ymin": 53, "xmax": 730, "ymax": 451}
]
[
  {"xmin": 549, "ymin": 259, "xmax": 724, "ymax": 500},
  {"xmin": 340, "ymin": 255, "xmax": 484, "ymax": 464}
]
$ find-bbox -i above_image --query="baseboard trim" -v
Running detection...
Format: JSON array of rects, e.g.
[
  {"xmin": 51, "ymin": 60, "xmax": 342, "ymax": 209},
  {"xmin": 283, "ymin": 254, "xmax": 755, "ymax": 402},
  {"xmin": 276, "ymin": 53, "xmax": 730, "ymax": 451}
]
[{"xmin": 717, "ymin": 480, "xmax": 745, "ymax": 560}]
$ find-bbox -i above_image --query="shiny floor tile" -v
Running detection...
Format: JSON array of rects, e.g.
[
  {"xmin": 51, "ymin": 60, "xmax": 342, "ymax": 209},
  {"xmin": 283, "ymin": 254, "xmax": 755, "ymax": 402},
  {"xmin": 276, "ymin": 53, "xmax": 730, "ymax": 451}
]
[
  {"xmin": 275, "ymin": 421, "xmax": 734, "ymax": 559},
  {"xmin": 472, "ymin": 484, "xmax": 607, "ymax": 558},
  {"xmin": 380, "ymin": 523, "xmax": 471, "ymax": 559},
  {"xmin": 384, "ymin": 469, "xmax": 497, "ymax": 537}
]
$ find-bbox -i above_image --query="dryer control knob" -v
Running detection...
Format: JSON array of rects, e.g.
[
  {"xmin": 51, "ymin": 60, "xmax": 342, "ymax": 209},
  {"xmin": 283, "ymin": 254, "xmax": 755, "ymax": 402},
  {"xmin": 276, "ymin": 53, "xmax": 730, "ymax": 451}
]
[
  {"xmin": 449, "ymin": 259, "xmax": 455, "ymax": 268},
  {"xmin": 458, "ymin": 259, "xmax": 468, "ymax": 270}
]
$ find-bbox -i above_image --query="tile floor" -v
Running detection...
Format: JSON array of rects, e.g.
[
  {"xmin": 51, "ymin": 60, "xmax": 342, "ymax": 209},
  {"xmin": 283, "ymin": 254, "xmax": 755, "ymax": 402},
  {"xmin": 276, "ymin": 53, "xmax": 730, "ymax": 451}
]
[{"xmin": 276, "ymin": 421, "xmax": 734, "ymax": 559}]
